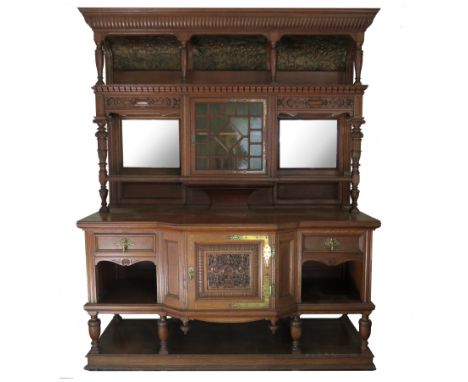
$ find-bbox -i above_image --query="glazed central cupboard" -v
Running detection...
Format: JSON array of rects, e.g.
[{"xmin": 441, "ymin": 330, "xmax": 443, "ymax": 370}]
[{"xmin": 77, "ymin": 8, "xmax": 380, "ymax": 370}]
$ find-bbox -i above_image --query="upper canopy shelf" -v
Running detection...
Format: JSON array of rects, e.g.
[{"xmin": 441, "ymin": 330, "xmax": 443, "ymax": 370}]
[
  {"xmin": 79, "ymin": 8, "xmax": 378, "ymax": 34},
  {"xmin": 80, "ymin": 8, "xmax": 379, "ymax": 86}
]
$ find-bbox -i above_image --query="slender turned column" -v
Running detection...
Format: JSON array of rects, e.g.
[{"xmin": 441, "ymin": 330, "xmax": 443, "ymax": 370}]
[
  {"xmin": 94, "ymin": 37, "xmax": 104, "ymax": 85},
  {"xmin": 350, "ymin": 117, "xmax": 365, "ymax": 214},
  {"xmin": 180, "ymin": 39, "xmax": 188, "ymax": 83},
  {"xmin": 354, "ymin": 33, "xmax": 364, "ymax": 85},
  {"xmin": 359, "ymin": 313, "xmax": 372, "ymax": 351},
  {"xmin": 270, "ymin": 38, "xmax": 279, "ymax": 83},
  {"xmin": 158, "ymin": 316, "xmax": 169, "ymax": 354},
  {"xmin": 94, "ymin": 117, "xmax": 109, "ymax": 213},
  {"xmin": 290, "ymin": 315, "xmax": 302, "ymax": 353},
  {"xmin": 269, "ymin": 318, "xmax": 278, "ymax": 335},
  {"xmin": 180, "ymin": 319, "xmax": 190, "ymax": 335},
  {"xmin": 88, "ymin": 314, "xmax": 101, "ymax": 354}
]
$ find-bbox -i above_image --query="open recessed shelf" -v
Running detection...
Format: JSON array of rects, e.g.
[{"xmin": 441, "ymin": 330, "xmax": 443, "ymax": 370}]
[
  {"xmin": 96, "ymin": 261, "xmax": 157, "ymax": 304},
  {"xmin": 301, "ymin": 261, "xmax": 362, "ymax": 304},
  {"xmin": 103, "ymin": 33, "xmax": 353, "ymax": 84}
]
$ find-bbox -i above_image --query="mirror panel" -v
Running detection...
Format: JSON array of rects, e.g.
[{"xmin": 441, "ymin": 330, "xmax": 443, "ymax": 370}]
[
  {"xmin": 122, "ymin": 119, "xmax": 180, "ymax": 168},
  {"xmin": 279, "ymin": 120, "xmax": 337, "ymax": 168}
]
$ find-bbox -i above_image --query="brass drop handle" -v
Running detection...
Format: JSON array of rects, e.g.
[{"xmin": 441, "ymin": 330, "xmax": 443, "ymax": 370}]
[
  {"xmin": 324, "ymin": 237, "xmax": 340, "ymax": 252},
  {"xmin": 187, "ymin": 266, "xmax": 195, "ymax": 281},
  {"xmin": 117, "ymin": 238, "xmax": 134, "ymax": 252}
]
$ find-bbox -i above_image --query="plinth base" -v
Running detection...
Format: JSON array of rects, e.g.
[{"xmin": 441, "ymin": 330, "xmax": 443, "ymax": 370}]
[{"xmin": 86, "ymin": 316, "xmax": 374, "ymax": 370}]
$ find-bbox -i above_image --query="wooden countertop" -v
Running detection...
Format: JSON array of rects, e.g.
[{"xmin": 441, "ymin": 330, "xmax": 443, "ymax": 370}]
[{"xmin": 77, "ymin": 207, "xmax": 380, "ymax": 230}]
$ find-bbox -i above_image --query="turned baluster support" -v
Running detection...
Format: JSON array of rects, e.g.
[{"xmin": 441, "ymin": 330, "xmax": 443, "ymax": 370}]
[
  {"xmin": 88, "ymin": 314, "xmax": 101, "ymax": 354},
  {"xmin": 158, "ymin": 316, "xmax": 169, "ymax": 354},
  {"xmin": 269, "ymin": 318, "xmax": 278, "ymax": 335},
  {"xmin": 359, "ymin": 313, "xmax": 372, "ymax": 351},
  {"xmin": 94, "ymin": 117, "xmax": 109, "ymax": 213},
  {"xmin": 290, "ymin": 315, "xmax": 302, "ymax": 353},
  {"xmin": 178, "ymin": 34, "xmax": 189, "ymax": 83},
  {"xmin": 180, "ymin": 319, "xmax": 190, "ymax": 335},
  {"xmin": 269, "ymin": 34, "xmax": 279, "ymax": 83},
  {"xmin": 354, "ymin": 33, "xmax": 364, "ymax": 85},
  {"xmin": 94, "ymin": 36, "xmax": 104, "ymax": 85},
  {"xmin": 350, "ymin": 117, "xmax": 365, "ymax": 213}
]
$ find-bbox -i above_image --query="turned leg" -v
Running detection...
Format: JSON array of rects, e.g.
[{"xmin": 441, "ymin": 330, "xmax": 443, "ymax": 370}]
[
  {"xmin": 88, "ymin": 314, "xmax": 101, "ymax": 354},
  {"xmin": 269, "ymin": 318, "xmax": 278, "ymax": 334},
  {"xmin": 180, "ymin": 319, "xmax": 190, "ymax": 335},
  {"xmin": 290, "ymin": 315, "xmax": 302, "ymax": 353},
  {"xmin": 158, "ymin": 316, "xmax": 169, "ymax": 354},
  {"xmin": 359, "ymin": 313, "xmax": 372, "ymax": 351}
]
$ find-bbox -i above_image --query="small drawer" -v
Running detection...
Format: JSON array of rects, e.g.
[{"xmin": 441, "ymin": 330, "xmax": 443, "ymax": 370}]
[
  {"xmin": 94, "ymin": 234, "xmax": 156, "ymax": 255},
  {"xmin": 303, "ymin": 234, "xmax": 361, "ymax": 253}
]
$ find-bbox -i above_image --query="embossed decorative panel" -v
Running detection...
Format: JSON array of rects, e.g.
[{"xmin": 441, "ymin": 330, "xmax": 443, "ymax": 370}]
[
  {"xmin": 192, "ymin": 36, "xmax": 267, "ymax": 71},
  {"xmin": 108, "ymin": 35, "xmax": 181, "ymax": 71},
  {"xmin": 193, "ymin": 100, "xmax": 265, "ymax": 171},
  {"xmin": 277, "ymin": 36, "xmax": 351, "ymax": 71},
  {"xmin": 196, "ymin": 244, "xmax": 259, "ymax": 298}
]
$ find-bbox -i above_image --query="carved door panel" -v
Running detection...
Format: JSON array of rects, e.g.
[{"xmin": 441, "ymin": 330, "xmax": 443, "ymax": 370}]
[
  {"xmin": 159, "ymin": 230, "xmax": 186, "ymax": 309},
  {"xmin": 187, "ymin": 233, "xmax": 275, "ymax": 310},
  {"xmin": 276, "ymin": 231, "xmax": 296, "ymax": 309}
]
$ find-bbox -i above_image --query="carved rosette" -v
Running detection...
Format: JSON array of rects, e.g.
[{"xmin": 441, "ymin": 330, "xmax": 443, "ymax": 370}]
[{"xmin": 277, "ymin": 96, "xmax": 354, "ymax": 110}]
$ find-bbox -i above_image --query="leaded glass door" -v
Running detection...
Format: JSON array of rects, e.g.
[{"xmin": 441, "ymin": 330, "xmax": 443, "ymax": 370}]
[{"xmin": 191, "ymin": 99, "xmax": 266, "ymax": 173}]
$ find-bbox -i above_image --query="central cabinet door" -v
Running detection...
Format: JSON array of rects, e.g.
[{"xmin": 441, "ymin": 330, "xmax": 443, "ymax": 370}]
[{"xmin": 186, "ymin": 233, "xmax": 274, "ymax": 310}]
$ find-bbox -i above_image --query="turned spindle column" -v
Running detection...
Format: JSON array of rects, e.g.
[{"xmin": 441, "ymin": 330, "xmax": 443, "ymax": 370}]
[
  {"xmin": 178, "ymin": 35, "xmax": 189, "ymax": 83},
  {"xmin": 94, "ymin": 117, "xmax": 109, "ymax": 213},
  {"xmin": 359, "ymin": 313, "xmax": 372, "ymax": 351},
  {"xmin": 88, "ymin": 314, "xmax": 101, "ymax": 354},
  {"xmin": 269, "ymin": 37, "xmax": 279, "ymax": 83},
  {"xmin": 158, "ymin": 316, "xmax": 169, "ymax": 354},
  {"xmin": 290, "ymin": 315, "xmax": 302, "ymax": 353},
  {"xmin": 269, "ymin": 318, "xmax": 278, "ymax": 335},
  {"xmin": 180, "ymin": 319, "xmax": 190, "ymax": 335},
  {"xmin": 94, "ymin": 37, "xmax": 104, "ymax": 85},
  {"xmin": 350, "ymin": 117, "xmax": 365, "ymax": 213},
  {"xmin": 354, "ymin": 33, "xmax": 364, "ymax": 85}
]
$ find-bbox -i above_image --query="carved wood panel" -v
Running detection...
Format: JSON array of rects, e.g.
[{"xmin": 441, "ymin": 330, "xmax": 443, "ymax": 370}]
[
  {"xmin": 104, "ymin": 96, "xmax": 180, "ymax": 114},
  {"xmin": 196, "ymin": 244, "xmax": 259, "ymax": 298},
  {"xmin": 277, "ymin": 96, "xmax": 354, "ymax": 110}
]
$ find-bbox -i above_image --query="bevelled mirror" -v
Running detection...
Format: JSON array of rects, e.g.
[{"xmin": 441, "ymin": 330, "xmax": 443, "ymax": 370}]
[
  {"xmin": 279, "ymin": 120, "xmax": 338, "ymax": 168},
  {"xmin": 122, "ymin": 119, "xmax": 180, "ymax": 168}
]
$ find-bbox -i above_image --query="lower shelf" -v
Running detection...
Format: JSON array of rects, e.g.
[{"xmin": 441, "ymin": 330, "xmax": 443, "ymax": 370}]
[{"xmin": 87, "ymin": 316, "xmax": 374, "ymax": 370}]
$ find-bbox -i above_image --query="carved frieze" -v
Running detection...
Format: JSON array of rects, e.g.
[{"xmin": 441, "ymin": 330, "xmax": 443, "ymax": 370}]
[
  {"xmin": 95, "ymin": 84, "xmax": 367, "ymax": 95},
  {"xmin": 105, "ymin": 96, "xmax": 180, "ymax": 108},
  {"xmin": 277, "ymin": 96, "xmax": 354, "ymax": 110}
]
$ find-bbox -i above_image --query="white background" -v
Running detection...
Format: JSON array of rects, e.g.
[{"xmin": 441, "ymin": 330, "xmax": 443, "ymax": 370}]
[{"xmin": 1, "ymin": 0, "xmax": 467, "ymax": 381}]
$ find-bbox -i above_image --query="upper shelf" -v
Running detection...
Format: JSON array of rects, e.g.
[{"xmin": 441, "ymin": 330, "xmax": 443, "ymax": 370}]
[
  {"xmin": 79, "ymin": 8, "xmax": 379, "ymax": 34},
  {"xmin": 80, "ymin": 8, "xmax": 379, "ymax": 86}
]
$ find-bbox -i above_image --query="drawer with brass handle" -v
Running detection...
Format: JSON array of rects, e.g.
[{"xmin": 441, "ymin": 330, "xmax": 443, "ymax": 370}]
[
  {"xmin": 94, "ymin": 234, "xmax": 156, "ymax": 256},
  {"xmin": 302, "ymin": 234, "xmax": 362, "ymax": 253}
]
